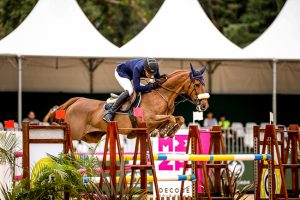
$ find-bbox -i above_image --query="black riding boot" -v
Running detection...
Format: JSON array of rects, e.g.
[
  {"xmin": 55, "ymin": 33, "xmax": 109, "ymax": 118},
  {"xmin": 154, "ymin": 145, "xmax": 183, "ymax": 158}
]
[{"xmin": 103, "ymin": 90, "xmax": 130, "ymax": 122}]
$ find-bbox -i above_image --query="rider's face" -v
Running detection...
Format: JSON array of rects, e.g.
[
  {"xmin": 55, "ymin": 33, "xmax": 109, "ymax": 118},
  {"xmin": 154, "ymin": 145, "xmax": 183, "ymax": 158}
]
[{"xmin": 145, "ymin": 70, "xmax": 153, "ymax": 78}]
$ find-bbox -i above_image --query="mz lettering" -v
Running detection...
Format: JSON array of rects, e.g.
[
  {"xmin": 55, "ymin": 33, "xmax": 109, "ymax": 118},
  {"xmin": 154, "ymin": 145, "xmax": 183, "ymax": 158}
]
[{"xmin": 158, "ymin": 134, "xmax": 187, "ymax": 171}]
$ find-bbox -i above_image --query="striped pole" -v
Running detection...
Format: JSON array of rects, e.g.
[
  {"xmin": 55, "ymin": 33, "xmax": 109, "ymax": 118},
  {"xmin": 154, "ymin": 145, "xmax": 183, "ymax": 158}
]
[
  {"xmin": 20, "ymin": 153, "xmax": 271, "ymax": 163},
  {"xmin": 83, "ymin": 174, "xmax": 196, "ymax": 183},
  {"xmin": 78, "ymin": 154, "xmax": 271, "ymax": 161}
]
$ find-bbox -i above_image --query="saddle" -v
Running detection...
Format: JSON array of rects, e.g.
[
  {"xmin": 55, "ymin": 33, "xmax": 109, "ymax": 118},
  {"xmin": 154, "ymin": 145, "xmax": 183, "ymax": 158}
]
[{"xmin": 104, "ymin": 92, "xmax": 141, "ymax": 113}]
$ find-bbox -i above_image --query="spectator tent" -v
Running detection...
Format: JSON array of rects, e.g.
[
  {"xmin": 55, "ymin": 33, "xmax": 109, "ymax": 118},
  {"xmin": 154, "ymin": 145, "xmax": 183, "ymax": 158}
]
[
  {"xmin": 119, "ymin": 0, "xmax": 245, "ymax": 94},
  {"xmin": 243, "ymin": 0, "xmax": 300, "ymax": 123},
  {"xmin": 0, "ymin": 0, "xmax": 119, "ymax": 123},
  {"xmin": 1, "ymin": 0, "xmax": 299, "ymax": 124},
  {"xmin": 120, "ymin": 0, "xmax": 300, "ymax": 123}
]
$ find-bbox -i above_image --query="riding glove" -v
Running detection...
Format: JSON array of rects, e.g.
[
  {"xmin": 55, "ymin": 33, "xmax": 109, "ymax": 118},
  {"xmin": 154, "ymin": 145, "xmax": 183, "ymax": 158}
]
[
  {"xmin": 151, "ymin": 81, "xmax": 161, "ymax": 89},
  {"xmin": 160, "ymin": 74, "xmax": 167, "ymax": 79}
]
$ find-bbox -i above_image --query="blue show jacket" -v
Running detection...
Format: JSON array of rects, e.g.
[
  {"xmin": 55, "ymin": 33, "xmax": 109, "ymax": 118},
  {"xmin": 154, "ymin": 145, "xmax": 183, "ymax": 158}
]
[{"xmin": 116, "ymin": 58, "xmax": 160, "ymax": 93}]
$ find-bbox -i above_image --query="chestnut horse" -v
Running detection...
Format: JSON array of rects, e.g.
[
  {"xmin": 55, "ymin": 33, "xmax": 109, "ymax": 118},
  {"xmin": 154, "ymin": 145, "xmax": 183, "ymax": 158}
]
[{"xmin": 55, "ymin": 64, "xmax": 209, "ymax": 143}]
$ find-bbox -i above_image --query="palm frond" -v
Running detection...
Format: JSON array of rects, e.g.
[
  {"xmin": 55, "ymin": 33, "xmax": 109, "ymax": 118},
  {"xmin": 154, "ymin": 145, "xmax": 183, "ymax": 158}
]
[
  {"xmin": 0, "ymin": 132, "xmax": 19, "ymax": 165},
  {"xmin": 0, "ymin": 184, "xmax": 14, "ymax": 200}
]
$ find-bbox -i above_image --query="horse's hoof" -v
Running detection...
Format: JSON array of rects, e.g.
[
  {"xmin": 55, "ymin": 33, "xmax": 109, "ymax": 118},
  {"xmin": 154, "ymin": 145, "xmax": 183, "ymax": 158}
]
[
  {"xmin": 150, "ymin": 129, "xmax": 159, "ymax": 137},
  {"xmin": 127, "ymin": 132, "xmax": 137, "ymax": 139},
  {"xmin": 167, "ymin": 123, "xmax": 179, "ymax": 138},
  {"xmin": 159, "ymin": 131, "xmax": 168, "ymax": 138},
  {"xmin": 168, "ymin": 132, "xmax": 176, "ymax": 138}
]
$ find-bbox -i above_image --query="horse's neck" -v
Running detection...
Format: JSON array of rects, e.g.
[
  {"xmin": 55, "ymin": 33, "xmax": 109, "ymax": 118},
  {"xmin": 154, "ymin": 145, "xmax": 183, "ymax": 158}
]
[
  {"xmin": 161, "ymin": 71, "xmax": 189, "ymax": 102},
  {"xmin": 163, "ymin": 71, "xmax": 189, "ymax": 93}
]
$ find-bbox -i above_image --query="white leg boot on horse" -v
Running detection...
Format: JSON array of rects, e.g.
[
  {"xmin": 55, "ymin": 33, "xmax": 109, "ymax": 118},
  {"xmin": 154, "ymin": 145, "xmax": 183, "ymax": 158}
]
[{"xmin": 103, "ymin": 90, "xmax": 130, "ymax": 123}]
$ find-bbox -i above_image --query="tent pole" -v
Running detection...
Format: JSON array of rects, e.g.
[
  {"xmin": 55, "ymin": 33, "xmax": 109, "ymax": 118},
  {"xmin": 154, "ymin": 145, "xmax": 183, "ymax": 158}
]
[
  {"xmin": 206, "ymin": 61, "xmax": 220, "ymax": 94},
  {"xmin": 88, "ymin": 60, "xmax": 94, "ymax": 94},
  {"xmin": 208, "ymin": 64, "xmax": 212, "ymax": 93},
  {"xmin": 272, "ymin": 59, "xmax": 277, "ymax": 124},
  {"xmin": 17, "ymin": 56, "xmax": 22, "ymax": 127},
  {"xmin": 81, "ymin": 59, "xmax": 104, "ymax": 94}
]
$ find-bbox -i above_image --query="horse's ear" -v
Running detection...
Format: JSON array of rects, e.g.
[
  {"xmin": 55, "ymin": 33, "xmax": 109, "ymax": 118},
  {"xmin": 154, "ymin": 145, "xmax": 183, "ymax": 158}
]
[
  {"xmin": 199, "ymin": 65, "xmax": 207, "ymax": 75},
  {"xmin": 190, "ymin": 63, "xmax": 196, "ymax": 76}
]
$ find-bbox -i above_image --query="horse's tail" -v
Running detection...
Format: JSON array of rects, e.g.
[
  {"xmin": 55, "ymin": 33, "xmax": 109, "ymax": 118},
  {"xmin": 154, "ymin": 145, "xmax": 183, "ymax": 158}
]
[{"xmin": 49, "ymin": 97, "xmax": 82, "ymax": 123}]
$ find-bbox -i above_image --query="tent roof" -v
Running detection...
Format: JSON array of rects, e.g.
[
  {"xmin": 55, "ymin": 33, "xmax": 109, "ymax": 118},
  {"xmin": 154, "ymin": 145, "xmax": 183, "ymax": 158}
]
[
  {"xmin": 119, "ymin": 0, "xmax": 243, "ymax": 60},
  {"xmin": 244, "ymin": 0, "xmax": 300, "ymax": 60},
  {"xmin": 0, "ymin": 0, "xmax": 118, "ymax": 58}
]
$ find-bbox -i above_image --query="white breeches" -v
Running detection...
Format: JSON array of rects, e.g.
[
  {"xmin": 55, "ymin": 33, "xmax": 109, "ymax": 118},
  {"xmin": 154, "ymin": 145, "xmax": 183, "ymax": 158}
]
[{"xmin": 115, "ymin": 70, "xmax": 134, "ymax": 95}]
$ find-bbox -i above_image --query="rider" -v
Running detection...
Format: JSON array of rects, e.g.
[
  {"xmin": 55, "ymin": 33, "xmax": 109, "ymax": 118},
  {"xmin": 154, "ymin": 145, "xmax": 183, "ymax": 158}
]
[{"xmin": 103, "ymin": 58, "xmax": 162, "ymax": 122}]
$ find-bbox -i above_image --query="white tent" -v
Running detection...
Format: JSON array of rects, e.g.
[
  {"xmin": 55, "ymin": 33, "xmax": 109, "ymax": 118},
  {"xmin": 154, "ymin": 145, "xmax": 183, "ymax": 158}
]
[
  {"xmin": 119, "ymin": 0, "xmax": 253, "ymax": 99},
  {"xmin": 243, "ymin": 0, "xmax": 300, "ymax": 123},
  {"xmin": 0, "ymin": 0, "xmax": 117, "ymax": 57},
  {"xmin": 0, "ymin": 0, "xmax": 119, "ymax": 123},
  {"xmin": 120, "ymin": 0, "xmax": 242, "ymax": 60},
  {"xmin": 244, "ymin": 0, "xmax": 300, "ymax": 60},
  {"xmin": 119, "ymin": 0, "xmax": 300, "ymax": 124},
  {"xmin": 1, "ymin": 0, "xmax": 299, "ymax": 125}
]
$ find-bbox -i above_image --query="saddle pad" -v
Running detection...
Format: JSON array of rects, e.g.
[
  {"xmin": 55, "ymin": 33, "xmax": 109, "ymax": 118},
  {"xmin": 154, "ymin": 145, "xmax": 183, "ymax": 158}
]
[{"xmin": 104, "ymin": 93, "xmax": 142, "ymax": 114}]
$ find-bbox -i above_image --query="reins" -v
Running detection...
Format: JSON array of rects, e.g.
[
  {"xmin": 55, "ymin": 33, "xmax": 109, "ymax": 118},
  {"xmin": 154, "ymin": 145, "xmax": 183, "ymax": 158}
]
[
  {"xmin": 153, "ymin": 76, "xmax": 198, "ymax": 114},
  {"xmin": 141, "ymin": 73, "xmax": 201, "ymax": 114}
]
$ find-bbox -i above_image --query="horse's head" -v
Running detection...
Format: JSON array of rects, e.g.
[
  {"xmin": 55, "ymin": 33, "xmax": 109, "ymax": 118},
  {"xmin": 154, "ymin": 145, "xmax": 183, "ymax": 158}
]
[{"xmin": 184, "ymin": 63, "xmax": 210, "ymax": 112}]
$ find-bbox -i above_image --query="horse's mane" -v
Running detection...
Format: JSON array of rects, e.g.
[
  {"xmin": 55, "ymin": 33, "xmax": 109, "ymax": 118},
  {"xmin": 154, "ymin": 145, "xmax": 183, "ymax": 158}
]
[
  {"xmin": 167, "ymin": 70, "xmax": 189, "ymax": 78},
  {"xmin": 159, "ymin": 70, "xmax": 189, "ymax": 87}
]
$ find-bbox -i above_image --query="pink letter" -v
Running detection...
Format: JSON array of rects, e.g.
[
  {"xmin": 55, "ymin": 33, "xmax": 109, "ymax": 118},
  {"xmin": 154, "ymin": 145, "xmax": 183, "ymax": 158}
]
[
  {"xmin": 175, "ymin": 135, "xmax": 187, "ymax": 152},
  {"xmin": 175, "ymin": 161, "xmax": 184, "ymax": 171},
  {"xmin": 158, "ymin": 138, "xmax": 173, "ymax": 152},
  {"xmin": 158, "ymin": 161, "xmax": 173, "ymax": 170}
]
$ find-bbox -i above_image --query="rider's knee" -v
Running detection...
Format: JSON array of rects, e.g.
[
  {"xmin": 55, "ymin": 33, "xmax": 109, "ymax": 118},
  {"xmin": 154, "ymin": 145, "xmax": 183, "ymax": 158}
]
[{"xmin": 127, "ymin": 88, "xmax": 133, "ymax": 96}]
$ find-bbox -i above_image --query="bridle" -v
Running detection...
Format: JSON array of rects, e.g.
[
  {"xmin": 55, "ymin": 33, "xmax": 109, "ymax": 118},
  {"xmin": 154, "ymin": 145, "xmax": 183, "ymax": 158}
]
[
  {"xmin": 151, "ymin": 74, "xmax": 209, "ymax": 114},
  {"xmin": 186, "ymin": 76, "xmax": 202, "ymax": 104},
  {"xmin": 187, "ymin": 74, "xmax": 210, "ymax": 111}
]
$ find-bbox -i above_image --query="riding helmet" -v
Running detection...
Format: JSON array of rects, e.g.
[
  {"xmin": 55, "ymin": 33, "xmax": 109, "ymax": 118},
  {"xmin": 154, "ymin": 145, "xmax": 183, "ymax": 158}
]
[{"xmin": 144, "ymin": 58, "xmax": 158, "ymax": 75}]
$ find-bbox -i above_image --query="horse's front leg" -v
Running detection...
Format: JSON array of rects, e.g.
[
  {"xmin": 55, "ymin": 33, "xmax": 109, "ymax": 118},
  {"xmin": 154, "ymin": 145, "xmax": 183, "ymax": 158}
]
[
  {"xmin": 158, "ymin": 115, "xmax": 185, "ymax": 138},
  {"xmin": 150, "ymin": 115, "xmax": 184, "ymax": 138},
  {"xmin": 166, "ymin": 116, "xmax": 185, "ymax": 138}
]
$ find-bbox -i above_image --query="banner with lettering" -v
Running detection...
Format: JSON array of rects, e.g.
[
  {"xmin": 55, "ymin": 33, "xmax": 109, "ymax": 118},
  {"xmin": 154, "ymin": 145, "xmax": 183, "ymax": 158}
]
[{"xmin": 152, "ymin": 128, "xmax": 211, "ymax": 197}]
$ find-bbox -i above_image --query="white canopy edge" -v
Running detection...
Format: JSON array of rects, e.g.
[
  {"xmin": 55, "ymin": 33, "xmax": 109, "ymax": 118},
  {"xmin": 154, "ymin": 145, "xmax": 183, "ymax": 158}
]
[
  {"xmin": 118, "ymin": 0, "xmax": 244, "ymax": 60},
  {"xmin": 0, "ymin": 0, "xmax": 119, "ymax": 58}
]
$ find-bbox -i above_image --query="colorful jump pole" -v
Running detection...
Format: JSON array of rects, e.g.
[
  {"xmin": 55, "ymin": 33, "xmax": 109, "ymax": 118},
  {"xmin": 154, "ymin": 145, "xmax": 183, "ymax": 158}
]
[
  {"xmin": 77, "ymin": 153, "xmax": 271, "ymax": 161},
  {"xmin": 83, "ymin": 174, "xmax": 196, "ymax": 184}
]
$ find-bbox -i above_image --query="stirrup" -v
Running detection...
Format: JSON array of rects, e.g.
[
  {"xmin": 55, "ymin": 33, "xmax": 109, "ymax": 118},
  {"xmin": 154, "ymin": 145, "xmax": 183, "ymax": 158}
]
[{"xmin": 103, "ymin": 112, "xmax": 113, "ymax": 123}]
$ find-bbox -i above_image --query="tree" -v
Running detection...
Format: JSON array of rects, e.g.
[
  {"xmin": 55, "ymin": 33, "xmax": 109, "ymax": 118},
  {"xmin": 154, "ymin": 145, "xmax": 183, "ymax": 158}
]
[
  {"xmin": 0, "ymin": 0, "xmax": 37, "ymax": 39},
  {"xmin": 77, "ymin": 0, "xmax": 163, "ymax": 46},
  {"xmin": 198, "ymin": 0, "xmax": 286, "ymax": 47}
]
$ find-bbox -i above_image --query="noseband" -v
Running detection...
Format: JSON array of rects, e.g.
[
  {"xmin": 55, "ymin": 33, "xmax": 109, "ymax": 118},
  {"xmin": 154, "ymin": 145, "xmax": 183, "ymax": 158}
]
[{"xmin": 186, "ymin": 75, "xmax": 210, "ymax": 106}]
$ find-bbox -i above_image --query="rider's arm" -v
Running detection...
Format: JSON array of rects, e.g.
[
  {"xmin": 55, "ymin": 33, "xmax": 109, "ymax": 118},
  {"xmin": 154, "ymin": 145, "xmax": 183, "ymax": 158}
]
[{"xmin": 133, "ymin": 67, "xmax": 152, "ymax": 93}]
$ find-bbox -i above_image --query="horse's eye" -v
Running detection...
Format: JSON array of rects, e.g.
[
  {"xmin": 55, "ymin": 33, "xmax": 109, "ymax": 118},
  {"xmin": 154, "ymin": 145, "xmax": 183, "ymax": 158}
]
[{"xmin": 195, "ymin": 83, "xmax": 200, "ymax": 87}]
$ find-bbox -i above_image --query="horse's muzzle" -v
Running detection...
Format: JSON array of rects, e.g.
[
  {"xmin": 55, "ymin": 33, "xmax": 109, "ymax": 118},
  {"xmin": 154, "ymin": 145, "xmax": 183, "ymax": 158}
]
[
  {"xmin": 196, "ymin": 101, "xmax": 209, "ymax": 112},
  {"xmin": 196, "ymin": 93, "xmax": 210, "ymax": 111}
]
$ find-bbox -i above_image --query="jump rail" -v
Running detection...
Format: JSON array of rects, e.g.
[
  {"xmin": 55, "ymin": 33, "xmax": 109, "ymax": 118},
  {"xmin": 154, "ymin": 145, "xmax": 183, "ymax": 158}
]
[
  {"xmin": 83, "ymin": 174, "xmax": 196, "ymax": 183},
  {"xmin": 74, "ymin": 153, "xmax": 271, "ymax": 161}
]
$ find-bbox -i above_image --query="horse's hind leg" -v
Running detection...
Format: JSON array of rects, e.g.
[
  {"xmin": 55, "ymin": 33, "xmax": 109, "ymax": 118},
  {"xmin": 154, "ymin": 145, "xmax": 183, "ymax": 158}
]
[{"xmin": 81, "ymin": 131, "xmax": 106, "ymax": 143}]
